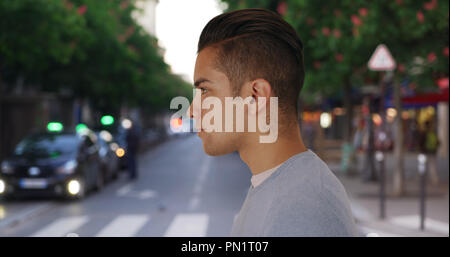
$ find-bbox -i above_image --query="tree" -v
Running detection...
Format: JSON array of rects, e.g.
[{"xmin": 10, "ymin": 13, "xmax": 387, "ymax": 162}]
[
  {"xmin": 0, "ymin": 0, "xmax": 192, "ymax": 114},
  {"xmin": 221, "ymin": 0, "xmax": 449, "ymax": 194}
]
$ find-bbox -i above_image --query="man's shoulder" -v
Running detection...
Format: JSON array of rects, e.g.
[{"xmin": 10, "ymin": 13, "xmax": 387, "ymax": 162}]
[
  {"xmin": 273, "ymin": 150, "xmax": 333, "ymax": 192},
  {"xmin": 268, "ymin": 150, "xmax": 354, "ymax": 218},
  {"xmin": 262, "ymin": 152, "xmax": 358, "ymax": 236}
]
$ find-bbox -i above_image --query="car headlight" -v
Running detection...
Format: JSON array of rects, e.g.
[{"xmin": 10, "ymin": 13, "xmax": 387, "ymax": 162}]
[
  {"xmin": 1, "ymin": 161, "xmax": 14, "ymax": 174},
  {"xmin": 56, "ymin": 160, "xmax": 78, "ymax": 175},
  {"xmin": 0, "ymin": 179, "xmax": 5, "ymax": 194}
]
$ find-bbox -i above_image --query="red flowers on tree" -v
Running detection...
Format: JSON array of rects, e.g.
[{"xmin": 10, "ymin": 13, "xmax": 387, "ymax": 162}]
[
  {"xmin": 77, "ymin": 5, "xmax": 87, "ymax": 15},
  {"xmin": 333, "ymin": 29, "xmax": 341, "ymax": 38},
  {"xmin": 427, "ymin": 52, "xmax": 437, "ymax": 63},
  {"xmin": 417, "ymin": 11, "xmax": 425, "ymax": 23},
  {"xmin": 443, "ymin": 47, "xmax": 449, "ymax": 57},
  {"xmin": 358, "ymin": 8, "xmax": 368, "ymax": 17},
  {"xmin": 277, "ymin": 2, "xmax": 287, "ymax": 15},
  {"xmin": 351, "ymin": 15, "xmax": 362, "ymax": 26},
  {"xmin": 424, "ymin": 0, "xmax": 438, "ymax": 11}
]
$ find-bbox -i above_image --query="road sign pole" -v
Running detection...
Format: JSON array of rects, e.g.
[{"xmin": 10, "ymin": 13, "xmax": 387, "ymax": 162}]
[{"xmin": 376, "ymin": 151, "xmax": 385, "ymax": 219}]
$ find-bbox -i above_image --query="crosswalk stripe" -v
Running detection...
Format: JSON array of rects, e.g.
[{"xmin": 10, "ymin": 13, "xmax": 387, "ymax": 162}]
[
  {"xmin": 117, "ymin": 183, "xmax": 134, "ymax": 196},
  {"xmin": 96, "ymin": 215, "xmax": 149, "ymax": 237},
  {"xmin": 139, "ymin": 190, "xmax": 157, "ymax": 199},
  {"xmin": 164, "ymin": 213, "xmax": 209, "ymax": 237},
  {"xmin": 31, "ymin": 216, "xmax": 89, "ymax": 237}
]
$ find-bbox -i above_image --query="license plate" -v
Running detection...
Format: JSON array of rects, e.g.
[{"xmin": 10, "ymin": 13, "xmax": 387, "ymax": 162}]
[{"xmin": 19, "ymin": 179, "xmax": 48, "ymax": 189}]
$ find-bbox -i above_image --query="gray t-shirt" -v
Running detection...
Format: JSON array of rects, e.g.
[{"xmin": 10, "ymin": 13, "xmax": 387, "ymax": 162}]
[{"xmin": 231, "ymin": 150, "xmax": 359, "ymax": 237}]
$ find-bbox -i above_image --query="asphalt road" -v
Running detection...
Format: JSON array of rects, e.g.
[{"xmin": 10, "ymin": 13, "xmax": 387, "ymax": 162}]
[
  {"xmin": 0, "ymin": 135, "xmax": 251, "ymax": 237},
  {"xmin": 1, "ymin": 134, "xmax": 447, "ymax": 237}
]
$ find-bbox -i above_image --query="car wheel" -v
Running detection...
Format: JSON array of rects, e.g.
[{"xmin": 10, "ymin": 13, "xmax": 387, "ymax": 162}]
[
  {"xmin": 0, "ymin": 194, "xmax": 13, "ymax": 202},
  {"xmin": 111, "ymin": 171, "xmax": 118, "ymax": 181}
]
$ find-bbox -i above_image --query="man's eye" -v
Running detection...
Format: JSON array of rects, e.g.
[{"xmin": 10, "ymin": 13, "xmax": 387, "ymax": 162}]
[{"xmin": 200, "ymin": 88, "xmax": 208, "ymax": 94}]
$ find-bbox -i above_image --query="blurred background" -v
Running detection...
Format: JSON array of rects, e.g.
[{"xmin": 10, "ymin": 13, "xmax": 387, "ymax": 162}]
[{"xmin": 0, "ymin": 0, "xmax": 448, "ymax": 237}]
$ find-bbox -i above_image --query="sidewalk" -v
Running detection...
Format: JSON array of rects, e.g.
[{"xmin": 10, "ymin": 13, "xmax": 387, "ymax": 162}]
[{"xmin": 327, "ymin": 156, "xmax": 449, "ymax": 237}]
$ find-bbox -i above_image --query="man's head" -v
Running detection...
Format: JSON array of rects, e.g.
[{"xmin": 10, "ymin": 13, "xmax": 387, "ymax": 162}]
[{"xmin": 190, "ymin": 8, "xmax": 305, "ymax": 156}]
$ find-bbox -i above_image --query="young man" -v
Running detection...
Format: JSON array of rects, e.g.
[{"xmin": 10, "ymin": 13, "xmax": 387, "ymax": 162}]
[{"xmin": 188, "ymin": 8, "xmax": 359, "ymax": 236}]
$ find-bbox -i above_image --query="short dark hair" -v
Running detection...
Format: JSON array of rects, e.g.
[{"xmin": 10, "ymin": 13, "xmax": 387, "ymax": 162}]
[{"xmin": 198, "ymin": 8, "xmax": 305, "ymax": 115}]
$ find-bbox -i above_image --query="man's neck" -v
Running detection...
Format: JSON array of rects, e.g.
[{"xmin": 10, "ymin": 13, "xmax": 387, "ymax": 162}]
[{"xmin": 238, "ymin": 123, "xmax": 308, "ymax": 175}]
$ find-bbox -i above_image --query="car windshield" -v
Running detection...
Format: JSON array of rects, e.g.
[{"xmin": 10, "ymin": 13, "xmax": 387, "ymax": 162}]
[{"xmin": 14, "ymin": 133, "xmax": 80, "ymax": 158}]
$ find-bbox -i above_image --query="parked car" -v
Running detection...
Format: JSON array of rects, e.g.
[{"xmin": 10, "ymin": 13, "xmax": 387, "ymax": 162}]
[
  {"xmin": 95, "ymin": 130, "xmax": 120, "ymax": 182},
  {"xmin": 0, "ymin": 129, "xmax": 103, "ymax": 200}
]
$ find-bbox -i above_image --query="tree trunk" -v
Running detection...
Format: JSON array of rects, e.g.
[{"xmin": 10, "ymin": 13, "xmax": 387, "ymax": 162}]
[{"xmin": 393, "ymin": 75, "xmax": 405, "ymax": 196}]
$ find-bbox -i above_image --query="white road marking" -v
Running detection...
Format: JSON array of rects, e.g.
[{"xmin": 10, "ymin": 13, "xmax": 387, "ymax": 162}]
[
  {"xmin": 188, "ymin": 157, "xmax": 211, "ymax": 211},
  {"xmin": 164, "ymin": 213, "xmax": 209, "ymax": 237},
  {"xmin": 138, "ymin": 190, "xmax": 157, "ymax": 200},
  {"xmin": 117, "ymin": 183, "xmax": 158, "ymax": 200},
  {"xmin": 116, "ymin": 183, "xmax": 134, "ymax": 196},
  {"xmin": 96, "ymin": 215, "xmax": 149, "ymax": 237},
  {"xmin": 390, "ymin": 215, "xmax": 449, "ymax": 235},
  {"xmin": 31, "ymin": 216, "xmax": 89, "ymax": 237}
]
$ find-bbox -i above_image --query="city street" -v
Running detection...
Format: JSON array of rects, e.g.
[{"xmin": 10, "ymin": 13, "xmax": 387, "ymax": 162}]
[
  {"xmin": 1, "ymin": 0, "xmax": 448, "ymax": 244},
  {"xmin": 0, "ymin": 135, "xmax": 448, "ymax": 237},
  {"xmin": 0, "ymin": 135, "xmax": 251, "ymax": 237}
]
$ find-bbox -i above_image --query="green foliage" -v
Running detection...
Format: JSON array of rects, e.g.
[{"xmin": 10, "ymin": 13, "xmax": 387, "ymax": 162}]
[
  {"xmin": 220, "ymin": 0, "xmax": 449, "ymax": 104},
  {"xmin": 0, "ymin": 0, "xmax": 192, "ymax": 112}
]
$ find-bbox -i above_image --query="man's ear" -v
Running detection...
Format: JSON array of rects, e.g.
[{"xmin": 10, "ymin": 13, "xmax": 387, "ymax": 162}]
[{"xmin": 250, "ymin": 79, "xmax": 272, "ymax": 115}]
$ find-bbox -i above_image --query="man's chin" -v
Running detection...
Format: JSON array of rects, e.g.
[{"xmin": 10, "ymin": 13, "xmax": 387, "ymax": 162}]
[{"xmin": 201, "ymin": 138, "xmax": 235, "ymax": 156}]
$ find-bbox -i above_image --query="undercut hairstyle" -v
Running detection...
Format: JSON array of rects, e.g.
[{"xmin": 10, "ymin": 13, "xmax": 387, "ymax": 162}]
[{"xmin": 198, "ymin": 8, "xmax": 305, "ymax": 115}]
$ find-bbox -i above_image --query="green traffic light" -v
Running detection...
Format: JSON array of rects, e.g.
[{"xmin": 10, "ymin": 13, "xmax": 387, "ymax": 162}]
[
  {"xmin": 47, "ymin": 122, "xmax": 63, "ymax": 132},
  {"xmin": 76, "ymin": 123, "xmax": 88, "ymax": 133},
  {"xmin": 101, "ymin": 115, "xmax": 114, "ymax": 126}
]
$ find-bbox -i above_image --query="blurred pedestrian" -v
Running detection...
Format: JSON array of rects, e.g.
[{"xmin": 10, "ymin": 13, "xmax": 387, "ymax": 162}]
[
  {"xmin": 418, "ymin": 120, "xmax": 440, "ymax": 185},
  {"xmin": 126, "ymin": 122, "xmax": 140, "ymax": 180},
  {"xmin": 353, "ymin": 118, "xmax": 364, "ymax": 152},
  {"xmin": 405, "ymin": 118, "xmax": 419, "ymax": 151}
]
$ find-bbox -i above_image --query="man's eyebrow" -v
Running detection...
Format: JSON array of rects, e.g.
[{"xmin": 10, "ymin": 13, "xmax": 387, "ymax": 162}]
[{"xmin": 194, "ymin": 78, "xmax": 211, "ymax": 88}]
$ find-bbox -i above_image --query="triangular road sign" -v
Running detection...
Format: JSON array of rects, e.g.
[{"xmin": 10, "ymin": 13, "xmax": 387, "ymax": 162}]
[{"xmin": 368, "ymin": 44, "xmax": 396, "ymax": 71}]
